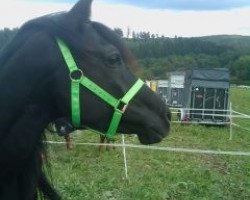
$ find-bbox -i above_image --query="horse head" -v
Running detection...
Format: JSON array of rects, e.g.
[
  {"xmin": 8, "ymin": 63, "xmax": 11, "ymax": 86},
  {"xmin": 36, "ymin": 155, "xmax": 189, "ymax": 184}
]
[
  {"xmin": 0, "ymin": 0, "xmax": 171, "ymax": 144},
  {"xmin": 52, "ymin": 0, "xmax": 171, "ymax": 144}
]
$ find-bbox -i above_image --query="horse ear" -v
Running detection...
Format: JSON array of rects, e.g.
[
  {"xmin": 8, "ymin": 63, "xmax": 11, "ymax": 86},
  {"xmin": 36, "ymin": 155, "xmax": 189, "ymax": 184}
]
[{"xmin": 68, "ymin": 0, "xmax": 92, "ymax": 23}]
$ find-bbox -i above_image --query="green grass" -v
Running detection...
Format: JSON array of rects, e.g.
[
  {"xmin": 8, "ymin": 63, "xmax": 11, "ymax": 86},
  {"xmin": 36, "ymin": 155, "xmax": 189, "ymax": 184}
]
[{"xmin": 45, "ymin": 88, "xmax": 250, "ymax": 200}]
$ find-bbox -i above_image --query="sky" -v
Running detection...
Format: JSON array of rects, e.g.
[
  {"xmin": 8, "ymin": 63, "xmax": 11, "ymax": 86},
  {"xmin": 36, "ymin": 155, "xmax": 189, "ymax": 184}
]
[{"xmin": 1, "ymin": 0, "xmax": 250, "ymax": 37}]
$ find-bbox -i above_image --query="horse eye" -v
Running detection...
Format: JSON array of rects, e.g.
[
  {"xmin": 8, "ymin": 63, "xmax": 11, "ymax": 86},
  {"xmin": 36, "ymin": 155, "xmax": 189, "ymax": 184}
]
[{"xmin": 107, "ymin": 54, "xmax": 122, "ymax": 66}]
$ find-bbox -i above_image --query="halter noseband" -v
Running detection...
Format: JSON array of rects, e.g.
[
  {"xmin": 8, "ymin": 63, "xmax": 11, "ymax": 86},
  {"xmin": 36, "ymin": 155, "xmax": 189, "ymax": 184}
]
[{"xmin": 56, "ymin": 38, "xmax": 144, "ymax": 139}]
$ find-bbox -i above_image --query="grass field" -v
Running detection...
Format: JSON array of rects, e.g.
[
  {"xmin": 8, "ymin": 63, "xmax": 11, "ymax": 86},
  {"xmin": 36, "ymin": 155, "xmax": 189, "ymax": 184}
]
[{"xmin": 45, "ymin": 87, "xmax": 250, "ymax": 200}]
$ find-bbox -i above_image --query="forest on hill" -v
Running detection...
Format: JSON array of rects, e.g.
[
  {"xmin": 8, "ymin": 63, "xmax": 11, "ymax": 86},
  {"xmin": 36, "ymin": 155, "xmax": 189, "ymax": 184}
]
[{"xmin": 1, "ymin": 27, "xmax": 250, "ymax": 84}]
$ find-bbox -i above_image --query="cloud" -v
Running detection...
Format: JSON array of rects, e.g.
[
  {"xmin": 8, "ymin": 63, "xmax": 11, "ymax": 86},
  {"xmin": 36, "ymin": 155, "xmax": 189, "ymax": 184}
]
[
  {"xmin": 1, "ymin": 0, "xmax": 250, "ymax": 37},
  {"xmin": 22, "ymin": 0, "xmax": 250, "ymax": 11},
  {"xmin": 97, "ymin": 0, "xmax": 250, "ymax": 11},
  {"xmin": 93, "ymin": 2, "xmax": 250, "ymax": 37},
  {"xmin": 0, "ymin": 0, "xmax": 71, "ymax": 29}
]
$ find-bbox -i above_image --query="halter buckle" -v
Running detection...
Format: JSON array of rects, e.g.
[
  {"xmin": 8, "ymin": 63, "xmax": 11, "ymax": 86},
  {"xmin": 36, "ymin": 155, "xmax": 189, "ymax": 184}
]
[{"xmin": 115, "ymin": 100, "xmax": 128, "ymax": 114}]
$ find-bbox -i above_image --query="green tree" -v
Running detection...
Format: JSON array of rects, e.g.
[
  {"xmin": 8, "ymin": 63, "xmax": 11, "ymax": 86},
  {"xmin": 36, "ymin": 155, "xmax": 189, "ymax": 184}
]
[
  {"xmin": 232, "ymin": 56, "xmax": 250, "ymax": 81},
  {"xmin": 113, "ymin": 28, "xmax": 123, "ymax": 38}
]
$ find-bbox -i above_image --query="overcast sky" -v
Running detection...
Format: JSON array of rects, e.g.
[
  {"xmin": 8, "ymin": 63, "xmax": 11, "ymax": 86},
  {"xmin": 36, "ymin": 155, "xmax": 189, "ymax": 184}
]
[{"xmin": 1, "ymin": 0, "xmax": 250, "ymax": 37}]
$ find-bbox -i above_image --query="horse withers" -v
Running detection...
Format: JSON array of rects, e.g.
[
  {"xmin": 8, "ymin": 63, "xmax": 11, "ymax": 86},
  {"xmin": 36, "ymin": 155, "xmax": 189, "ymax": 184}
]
[{"xmin": 0, "ymin": 0, "xmax": 171, "ymax": 199}]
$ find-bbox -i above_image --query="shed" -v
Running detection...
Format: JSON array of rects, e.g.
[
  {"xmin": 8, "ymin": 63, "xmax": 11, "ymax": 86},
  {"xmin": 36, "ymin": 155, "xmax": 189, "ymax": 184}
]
[
  {"xmin": 167, "ymin": 72, "xmax": 185, "ymax": 107},
  {"xmin": 157, "ymin": 80, "xmax": 169, "ymax": 104},
  {"xmin": 180, "ymin": 68, "xmax": 230, "ymax": 125}
]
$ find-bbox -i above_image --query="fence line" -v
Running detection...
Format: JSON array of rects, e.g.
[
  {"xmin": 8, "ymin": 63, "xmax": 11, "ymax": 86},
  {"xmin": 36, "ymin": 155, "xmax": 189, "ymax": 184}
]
[
  {"xmin": 169, "ymin": 108, "xmax": 250, "ymax": 118},
  {"xmin": 171, "ymin": 112, "xmax": 250, "ymax": 119},
  {"xmin": 170, "ymin": 107, "xmax": 232, "ymax": 112},
  {"xmin": 45, "ymin": 141, "xmax": 250, "ymax": 157},
  {"xmin": 232, "ymin": 110, "xmax": 250, "ymax": 117},
  {"xmin": 46, "ymin": 107, "xmax": 249, "ymax": 177},
  {"xmin": 169, "ymin": 107, "xmax": 250, "ymax": 137},
  {"xmin": 232, "ymin": 123, "xmax": 250, "ymax": 132},
  {"xmin": 170, "ymin": 107, "xmax": 249, "ymax": 114},
  {"xmin": 171, "ymin": 121, "xmax": 231, "ymax": 125}
]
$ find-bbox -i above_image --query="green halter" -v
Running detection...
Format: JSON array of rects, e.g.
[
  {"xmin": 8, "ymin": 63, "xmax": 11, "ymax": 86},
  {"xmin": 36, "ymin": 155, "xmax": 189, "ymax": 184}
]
[{"xmin": 56, "ymin": 38, "xmax": 144, "ymax": 139}]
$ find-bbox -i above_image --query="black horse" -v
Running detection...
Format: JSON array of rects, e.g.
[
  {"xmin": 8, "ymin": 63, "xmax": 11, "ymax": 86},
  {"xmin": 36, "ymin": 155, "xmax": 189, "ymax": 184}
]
[{"xmin": 0, "ymin": 0, "xmax": 171, "ymax": 199}]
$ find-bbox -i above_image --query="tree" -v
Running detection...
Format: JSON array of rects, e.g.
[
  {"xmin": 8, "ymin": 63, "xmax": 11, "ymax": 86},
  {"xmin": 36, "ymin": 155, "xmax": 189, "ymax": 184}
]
[
  {"xmin": 232, "ymin": 56, "xmax": 250, "ymax": 81},
  {"xmin": 113, "ymin": 28, "xmax": 123, "ymax": 38}
]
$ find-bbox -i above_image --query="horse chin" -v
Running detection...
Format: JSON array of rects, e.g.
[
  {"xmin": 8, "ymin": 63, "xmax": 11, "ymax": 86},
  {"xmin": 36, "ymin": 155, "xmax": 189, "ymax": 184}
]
[
  {"xmin": 136, "ymin": 128, "xmax": 165, "ymax": 145},
  {"xmin": 120, "ymin": 126, "xmax": 166, "ymax": 145}
]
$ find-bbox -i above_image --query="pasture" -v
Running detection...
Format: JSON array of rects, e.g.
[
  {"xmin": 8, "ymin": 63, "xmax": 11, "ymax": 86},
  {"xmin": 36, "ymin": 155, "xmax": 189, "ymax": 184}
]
[{"xmin": 45, "ymin": 87, "xmax": 250, "ymax": 200}]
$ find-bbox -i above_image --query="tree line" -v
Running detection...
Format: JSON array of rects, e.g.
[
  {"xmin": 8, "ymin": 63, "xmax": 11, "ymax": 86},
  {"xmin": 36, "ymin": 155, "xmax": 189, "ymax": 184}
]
[
  {"xmin": 115, "ymin": 28, "xmax": 249, "ymax": 84},
  {"xmin": 1, "ymin": 27, "xmax": 250, "ymax": 84}
]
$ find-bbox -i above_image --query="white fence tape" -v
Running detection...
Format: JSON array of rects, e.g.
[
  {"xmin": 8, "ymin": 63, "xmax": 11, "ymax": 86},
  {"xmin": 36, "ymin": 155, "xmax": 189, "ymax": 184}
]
[
  {"xmin": 232, "ymin": 123, "xmax": 250, "ymax": 132},
  {"xmin": 170, "ymin": 108, "xmax": 250, "ymax": 117},
  {"xmin": 46, "ymin": 107, "xmax": 250, "ymax": 178},
  {"xmin": 171, "ymin": 112, "xmax": 250, "ymax": 119},
  {"xmin": 169, "ymin": 107, "xmax": 250, "ymax": 134},
  {"xmin": 170, "ymin": 107, "xmax": 231, "ymax": 112},
  {"xmin": 171, "ymin": 121, "xmax": 231, "ymax": 125},
  {"xmin": 45, "ymin": 141, "xmax": 250, "ymax": 157},
  {"xmin": 232, "ymin": 110, "xmax": 250, "ymax": 117}
]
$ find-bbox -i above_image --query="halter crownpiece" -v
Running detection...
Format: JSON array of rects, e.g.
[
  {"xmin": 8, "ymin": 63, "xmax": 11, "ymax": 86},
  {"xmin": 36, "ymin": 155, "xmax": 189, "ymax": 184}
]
[{"xmin": 56, "ymin": 38, "xmax": 144, "ymax": 139}]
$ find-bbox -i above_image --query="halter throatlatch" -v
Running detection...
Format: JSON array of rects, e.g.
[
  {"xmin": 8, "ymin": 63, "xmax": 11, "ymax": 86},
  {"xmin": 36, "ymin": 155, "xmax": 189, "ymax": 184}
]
[{"xmin": 56, "ymin": 38, "xmax": 144, "ymax": 139}]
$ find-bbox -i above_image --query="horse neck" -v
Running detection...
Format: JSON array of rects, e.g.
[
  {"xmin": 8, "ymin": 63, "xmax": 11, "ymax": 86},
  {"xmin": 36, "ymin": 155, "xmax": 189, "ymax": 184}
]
[{"xmin": 0, "ymin": 34, "xmax": 57, "ymax": 134}]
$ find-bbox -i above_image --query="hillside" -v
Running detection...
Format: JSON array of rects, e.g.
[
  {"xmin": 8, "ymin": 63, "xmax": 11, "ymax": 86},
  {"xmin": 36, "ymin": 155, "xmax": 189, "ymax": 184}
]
[{"xmin": 198, "ymin": 35, "xmax": 250, "ymax": 53}]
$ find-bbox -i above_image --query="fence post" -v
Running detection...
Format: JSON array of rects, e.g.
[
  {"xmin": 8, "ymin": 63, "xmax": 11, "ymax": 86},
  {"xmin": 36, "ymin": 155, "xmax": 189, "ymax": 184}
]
[
  {"xmin": 229, "ymin": 102, "xmax": 233, "ymax": 140},
  {"xmin": 122, "ymin": 135, "xmax": 128, "ymax": 179}
]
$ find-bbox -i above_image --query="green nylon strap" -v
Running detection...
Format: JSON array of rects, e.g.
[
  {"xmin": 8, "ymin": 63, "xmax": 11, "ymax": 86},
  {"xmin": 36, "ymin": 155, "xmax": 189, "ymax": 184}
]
[
  {"xmin": 106, "ymin": 79, "xmax": 144, "ymax": 139},
  {"xmin": 80, "ymin": 77, "xmax": 119, "ymax": 108},
  {"xmin": 56, "ymin": 38, "xmax": 78, "ymax": 72},
  {"xmin": 57, "ymin": 38, "xmax": 81, "ymax": 127},
  {"xmin": 71, "ymin": 82, "xmax": 81, "ymax": 127},
  {"xmin": 56, "ymin": 38, "xmax": 144, "ymax": 139},
  {"xmin": 121, "ymin": 79, "xmax": 144, "ymax": 104},
  {"xmin": 106, "ymin": 111, "xmax": 123, "ymax": 139}
]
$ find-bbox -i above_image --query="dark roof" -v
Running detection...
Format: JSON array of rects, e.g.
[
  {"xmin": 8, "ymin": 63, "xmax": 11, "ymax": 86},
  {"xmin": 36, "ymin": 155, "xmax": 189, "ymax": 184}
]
[{"xmin": 188, "ymin": 68, "xmax": 230, "ymax": 82}]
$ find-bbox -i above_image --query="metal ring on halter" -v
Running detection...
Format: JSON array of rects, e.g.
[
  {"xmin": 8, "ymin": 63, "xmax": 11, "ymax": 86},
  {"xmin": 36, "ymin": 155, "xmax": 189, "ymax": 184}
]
[{"xmin": 70, "ymin": 69, "xmax": 84, "ymax": 82}]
